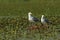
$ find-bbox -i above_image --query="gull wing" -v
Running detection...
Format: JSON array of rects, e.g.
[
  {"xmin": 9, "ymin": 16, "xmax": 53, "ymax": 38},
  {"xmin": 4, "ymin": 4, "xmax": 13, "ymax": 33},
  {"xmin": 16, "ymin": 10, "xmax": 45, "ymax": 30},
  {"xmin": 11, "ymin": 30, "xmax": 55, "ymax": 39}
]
[{"xmin": 32, "ymin": 17, "xmax": 39, "ymax": 22}]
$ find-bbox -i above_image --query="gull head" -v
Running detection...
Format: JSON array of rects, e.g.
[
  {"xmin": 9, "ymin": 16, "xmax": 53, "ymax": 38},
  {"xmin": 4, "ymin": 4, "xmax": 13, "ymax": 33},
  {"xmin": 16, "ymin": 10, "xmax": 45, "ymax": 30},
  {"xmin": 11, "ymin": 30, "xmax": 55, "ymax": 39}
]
[
  {"xmin": 28, "ymin": 12, "xmax": 32, "ymax": 15},
  {"xmin": 42, "ymin": 15, "xmax": 44, "ymax": 18}
]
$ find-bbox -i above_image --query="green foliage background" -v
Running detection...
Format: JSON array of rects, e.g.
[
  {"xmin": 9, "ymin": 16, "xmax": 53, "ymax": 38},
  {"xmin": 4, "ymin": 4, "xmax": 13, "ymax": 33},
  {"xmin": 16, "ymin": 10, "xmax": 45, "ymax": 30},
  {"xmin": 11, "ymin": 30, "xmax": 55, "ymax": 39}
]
[{"xmin": 0, "ymin": 0, "xmax": 60, "ymax": 40}]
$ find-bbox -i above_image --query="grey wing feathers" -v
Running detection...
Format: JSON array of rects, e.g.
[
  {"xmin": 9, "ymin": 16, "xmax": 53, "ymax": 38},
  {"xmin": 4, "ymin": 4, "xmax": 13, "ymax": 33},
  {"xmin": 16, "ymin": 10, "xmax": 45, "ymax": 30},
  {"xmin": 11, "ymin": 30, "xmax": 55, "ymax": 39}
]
[
  {"xmin": 45, "ymin": 18, "xmax": 52, "ymax": 24},
  {"xmin": 33, "ymin": 17, "xmax": 39, "ymax": 22}
]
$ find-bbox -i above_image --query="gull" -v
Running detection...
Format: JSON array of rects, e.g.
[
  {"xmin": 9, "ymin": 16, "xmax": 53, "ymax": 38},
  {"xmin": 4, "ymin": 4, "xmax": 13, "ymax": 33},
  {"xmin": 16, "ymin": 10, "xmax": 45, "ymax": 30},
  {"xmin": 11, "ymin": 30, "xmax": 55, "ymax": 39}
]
[
  {"xmin": 41, "ymin": 15, "xmax": 52, "ymax": 26},
  {"xmin": 28, "ymin": 12, "xmax": 39, "ymax": 22},
  {"xmin": 28, "ymin": 12, "xmax": 40, "ymax": 30}
]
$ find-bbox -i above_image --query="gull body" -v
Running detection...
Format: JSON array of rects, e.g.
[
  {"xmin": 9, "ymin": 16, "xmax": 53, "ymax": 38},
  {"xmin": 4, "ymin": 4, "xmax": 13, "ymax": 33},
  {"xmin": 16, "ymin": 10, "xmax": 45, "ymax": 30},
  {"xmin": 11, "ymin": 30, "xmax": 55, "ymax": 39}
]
[
  {"xmin": 41, "ymin": 15, "xmax": 49, "ymax": 24},
  {"xmin": 28, "ymin": 12, "xmax": 39, "ymax": 22}
]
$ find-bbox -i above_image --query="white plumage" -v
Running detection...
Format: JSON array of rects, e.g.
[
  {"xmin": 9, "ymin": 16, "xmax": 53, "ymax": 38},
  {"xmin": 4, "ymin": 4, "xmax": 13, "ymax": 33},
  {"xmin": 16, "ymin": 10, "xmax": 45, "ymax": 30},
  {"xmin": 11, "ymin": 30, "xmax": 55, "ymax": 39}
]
[
  {"xmin": 41, "ymin": 15, "xmax": 49, "ymax": 24},
  {"xmin": 28, "ymin": 12, "xmax": 39, "ymax": 22}
]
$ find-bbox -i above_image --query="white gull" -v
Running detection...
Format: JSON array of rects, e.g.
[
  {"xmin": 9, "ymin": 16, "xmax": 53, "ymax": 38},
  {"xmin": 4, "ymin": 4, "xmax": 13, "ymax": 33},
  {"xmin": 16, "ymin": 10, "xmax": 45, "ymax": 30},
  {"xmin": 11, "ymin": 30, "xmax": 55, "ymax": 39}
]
[{"xmin": 28, "ymin": 12, "xmax": 39, "ymax": 22}]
